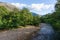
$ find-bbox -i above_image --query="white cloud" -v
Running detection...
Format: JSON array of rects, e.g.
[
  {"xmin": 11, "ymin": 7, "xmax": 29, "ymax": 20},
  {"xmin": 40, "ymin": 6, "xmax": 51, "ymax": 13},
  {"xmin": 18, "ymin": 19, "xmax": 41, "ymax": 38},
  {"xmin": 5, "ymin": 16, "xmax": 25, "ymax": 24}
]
[
  {"xmin": 31, "ymin": 3, "xmax": 54, "ymax": 11},
  {"xmin": 11, "ymin": 3, "xmax": 20, "ymax": 8},
  {"xmin": 11, "ymin": 3, "xmax": 55, "ymax": 15},
  {"xmin": 31, "ymin": 3, "xmax": 44, "ymax": 11},
  {"xmin": 11, "ymin": 3, "xmax": 27, "ymax": 8}
]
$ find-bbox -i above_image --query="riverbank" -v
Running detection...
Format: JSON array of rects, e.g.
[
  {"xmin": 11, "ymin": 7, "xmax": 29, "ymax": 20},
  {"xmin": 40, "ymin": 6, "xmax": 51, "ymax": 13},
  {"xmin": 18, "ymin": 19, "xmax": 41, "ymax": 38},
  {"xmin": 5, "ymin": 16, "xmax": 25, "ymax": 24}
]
[
  {"xmin": 0, "ymin": 26, "xmax": 40, "ymax": 40},
  {"xmin": 54, "ymin": 31, "xmax": 60, "ymax": 40}
]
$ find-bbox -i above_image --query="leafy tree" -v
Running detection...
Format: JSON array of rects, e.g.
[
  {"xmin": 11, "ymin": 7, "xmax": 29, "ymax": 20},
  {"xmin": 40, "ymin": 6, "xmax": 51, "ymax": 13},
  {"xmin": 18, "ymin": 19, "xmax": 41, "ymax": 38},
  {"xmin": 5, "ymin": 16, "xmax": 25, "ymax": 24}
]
[{"xmin": 0, "ymin": 6, "xmax": 40, "ymax": 30}]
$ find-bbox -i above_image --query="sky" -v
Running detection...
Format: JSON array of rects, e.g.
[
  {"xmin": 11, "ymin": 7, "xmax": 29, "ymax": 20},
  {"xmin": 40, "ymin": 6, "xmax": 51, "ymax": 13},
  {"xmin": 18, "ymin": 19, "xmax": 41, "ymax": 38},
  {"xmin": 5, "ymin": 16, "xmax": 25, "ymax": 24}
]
[{"xmin": 0, "ymin": 0, "xmax": 57, "ymax": 15}]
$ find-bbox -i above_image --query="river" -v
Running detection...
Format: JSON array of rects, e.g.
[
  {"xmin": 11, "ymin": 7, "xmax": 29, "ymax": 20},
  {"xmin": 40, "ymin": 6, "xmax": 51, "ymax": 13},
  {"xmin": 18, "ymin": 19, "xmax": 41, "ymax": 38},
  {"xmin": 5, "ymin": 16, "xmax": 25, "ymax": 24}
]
[{"xmin": 31, "ymin": 23, "xmax": 55, "ymax": 40}]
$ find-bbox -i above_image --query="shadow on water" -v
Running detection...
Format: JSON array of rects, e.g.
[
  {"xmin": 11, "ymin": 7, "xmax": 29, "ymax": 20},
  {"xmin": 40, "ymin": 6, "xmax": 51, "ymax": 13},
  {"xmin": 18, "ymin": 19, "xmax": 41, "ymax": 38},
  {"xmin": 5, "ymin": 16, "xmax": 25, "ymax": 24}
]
[{"xmin": 31, "ymin": 23, "xmax": 55, "ymax": 40}]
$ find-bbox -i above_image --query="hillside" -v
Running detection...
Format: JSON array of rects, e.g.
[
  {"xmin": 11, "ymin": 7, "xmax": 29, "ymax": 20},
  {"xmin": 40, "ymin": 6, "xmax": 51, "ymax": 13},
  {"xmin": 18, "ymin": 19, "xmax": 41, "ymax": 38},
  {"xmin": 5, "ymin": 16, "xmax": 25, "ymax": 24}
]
[
  {"xmin": 0, "ymin": 2, "xmax": 38, "ymax": 16},
  {"xmin": 32, "ymin": 12, "xmax": 38, "ymax": 16},
  {"xmin": 0, "ymin": 2, "xmax": 18, "ymax": 11}
]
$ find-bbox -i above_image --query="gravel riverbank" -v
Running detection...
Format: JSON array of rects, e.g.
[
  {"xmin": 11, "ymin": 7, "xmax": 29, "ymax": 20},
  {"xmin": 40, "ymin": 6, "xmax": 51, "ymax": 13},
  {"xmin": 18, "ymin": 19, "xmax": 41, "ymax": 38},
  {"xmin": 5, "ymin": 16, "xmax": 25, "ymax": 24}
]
[{"xmin": 0, "ymin": 26, "xmax": 40, "ymax": 40}]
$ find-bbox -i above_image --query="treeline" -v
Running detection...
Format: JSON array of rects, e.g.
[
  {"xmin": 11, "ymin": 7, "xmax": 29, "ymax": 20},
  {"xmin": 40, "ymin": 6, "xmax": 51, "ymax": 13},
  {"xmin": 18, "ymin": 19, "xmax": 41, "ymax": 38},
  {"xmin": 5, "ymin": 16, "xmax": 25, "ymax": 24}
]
[
  {"xmin": 0, "ymin": 6, "xmax": 40, "ymax": 30},
  {"xmin": 40, "ymin": 0, "xmax": 60, "ymax": 31}
]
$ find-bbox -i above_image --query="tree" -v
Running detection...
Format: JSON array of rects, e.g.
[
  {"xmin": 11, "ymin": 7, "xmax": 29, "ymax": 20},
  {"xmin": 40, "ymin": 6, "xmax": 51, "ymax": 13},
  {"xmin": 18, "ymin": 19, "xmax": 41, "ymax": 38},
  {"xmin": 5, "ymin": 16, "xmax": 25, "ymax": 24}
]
[
  {"xmin": 0, "ymin": 6, "xmax": 40, "ymax": 30},
  {"xmin": 41, "ymin": 0, "xmax": 60, "ymax": 31}
]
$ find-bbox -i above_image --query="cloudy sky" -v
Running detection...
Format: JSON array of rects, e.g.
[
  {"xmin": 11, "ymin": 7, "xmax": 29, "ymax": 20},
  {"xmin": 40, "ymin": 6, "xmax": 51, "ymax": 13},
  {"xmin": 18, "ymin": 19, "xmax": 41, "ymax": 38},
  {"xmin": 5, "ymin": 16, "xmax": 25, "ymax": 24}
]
[{"xmin": 0, "ymin": 0, "xmax": 57, "ymax": 15}]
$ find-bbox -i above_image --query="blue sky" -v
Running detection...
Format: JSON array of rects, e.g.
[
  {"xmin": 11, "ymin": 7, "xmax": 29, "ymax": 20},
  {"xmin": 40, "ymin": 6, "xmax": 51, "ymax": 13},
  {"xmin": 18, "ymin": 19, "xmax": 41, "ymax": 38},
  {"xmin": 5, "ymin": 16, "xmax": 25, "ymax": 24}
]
[{"xmin": 0, "ymin": 0, "xmax": 57, "ymax": 15}]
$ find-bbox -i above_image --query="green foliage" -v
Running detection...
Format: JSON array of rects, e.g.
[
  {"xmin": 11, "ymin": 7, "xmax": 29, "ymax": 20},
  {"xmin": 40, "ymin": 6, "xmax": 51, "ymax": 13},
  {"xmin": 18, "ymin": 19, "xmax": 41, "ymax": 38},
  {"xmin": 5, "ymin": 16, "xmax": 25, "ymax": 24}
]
[
  {"xmin": 32, "ymin": 16, "xmax": 40, "ymax": 26},
  {"xmin": 0, "ymin": 7, "xmax": 40, "ymax": 30},
  {"xmin": 40, "ymin": 0, "xmax": 60, "ymax": 31}
]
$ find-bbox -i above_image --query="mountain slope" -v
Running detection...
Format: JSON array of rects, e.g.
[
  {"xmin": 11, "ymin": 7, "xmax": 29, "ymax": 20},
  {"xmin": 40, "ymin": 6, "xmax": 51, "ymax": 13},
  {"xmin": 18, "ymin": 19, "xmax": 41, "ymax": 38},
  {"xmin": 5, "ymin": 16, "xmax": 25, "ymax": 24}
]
[
  {"xmin": 32, "ymin": 12, "xmax": 38, "ymax": 16},
  {"xmin": 0, "ymin": 2, "xmax": 18, "ymax": 11}
]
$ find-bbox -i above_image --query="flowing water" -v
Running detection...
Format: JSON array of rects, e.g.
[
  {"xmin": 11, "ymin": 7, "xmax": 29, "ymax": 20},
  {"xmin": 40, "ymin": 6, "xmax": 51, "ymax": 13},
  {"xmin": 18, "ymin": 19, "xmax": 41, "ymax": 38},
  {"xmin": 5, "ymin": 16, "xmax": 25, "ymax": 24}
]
[{"xmin": 31, "ymin": 23, "xmax": 55, "ymax": 40}]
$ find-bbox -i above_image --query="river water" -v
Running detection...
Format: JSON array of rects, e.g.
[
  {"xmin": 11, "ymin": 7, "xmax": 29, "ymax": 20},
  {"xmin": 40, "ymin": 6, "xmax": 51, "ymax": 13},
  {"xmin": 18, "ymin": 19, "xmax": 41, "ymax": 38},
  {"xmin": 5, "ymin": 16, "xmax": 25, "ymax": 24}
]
[{"xmin": 31, "ymin": 23, "xmax": 55, "ymax": 40}]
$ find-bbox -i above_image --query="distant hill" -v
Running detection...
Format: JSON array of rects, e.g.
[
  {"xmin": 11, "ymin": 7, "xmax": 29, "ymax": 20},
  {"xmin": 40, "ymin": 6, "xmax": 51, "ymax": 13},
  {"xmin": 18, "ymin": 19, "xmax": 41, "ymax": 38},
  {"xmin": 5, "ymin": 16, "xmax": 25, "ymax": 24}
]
[
  {"xmin": 0, "ymin": 2, "xmax": 18, "ymax": 11},
  {"xmin": 32, "ymin": 12, "xmax": 38, "ymax": 16}
]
